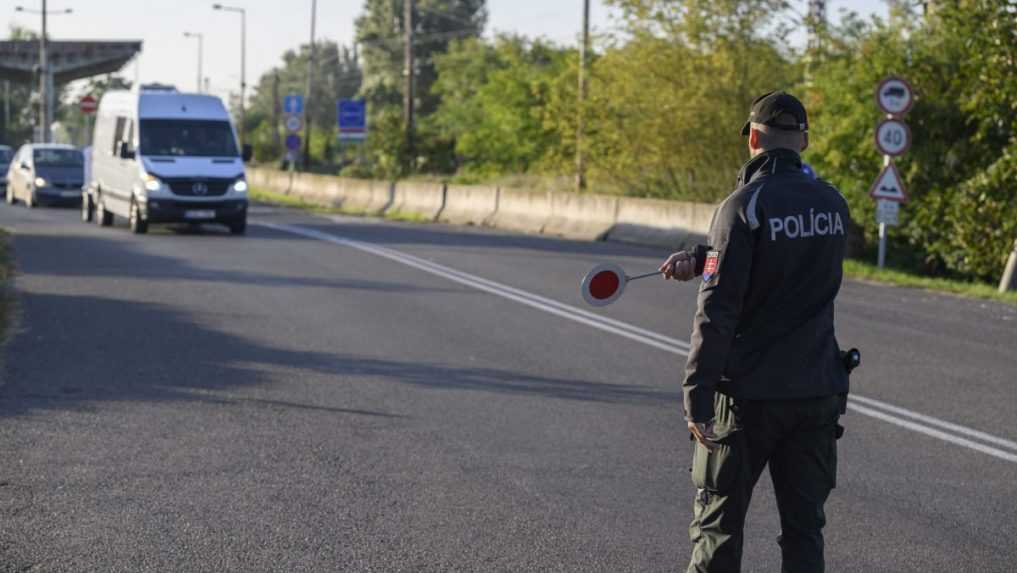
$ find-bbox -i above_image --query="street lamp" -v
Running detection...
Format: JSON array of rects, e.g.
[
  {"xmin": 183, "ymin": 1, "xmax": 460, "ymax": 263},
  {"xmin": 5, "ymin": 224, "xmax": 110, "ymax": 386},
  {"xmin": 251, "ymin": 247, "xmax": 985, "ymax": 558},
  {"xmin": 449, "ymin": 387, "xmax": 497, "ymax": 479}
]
[
  {"xmin": 213, "ymin": 3, "xmax": 246, "ymax": 146},
  {"xmin": 15, "ymin": 1, "xmax": 73, "ymax": 143},
  {"xmin": 183, "ymin": 32, "xmax": 204, "ymax": 93}
]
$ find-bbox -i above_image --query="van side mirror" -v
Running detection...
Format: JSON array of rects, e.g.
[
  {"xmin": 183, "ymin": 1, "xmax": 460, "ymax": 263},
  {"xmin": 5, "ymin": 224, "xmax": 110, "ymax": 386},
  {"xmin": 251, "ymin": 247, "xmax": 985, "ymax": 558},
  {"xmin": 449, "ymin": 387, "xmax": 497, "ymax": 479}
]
[
  {"xmin": 241, "ymin": 143, "xmax": 253, "ymax": 163},
  {"xmin": 118, "ymin": 141, "xmax": 135, "ymax": 160}
]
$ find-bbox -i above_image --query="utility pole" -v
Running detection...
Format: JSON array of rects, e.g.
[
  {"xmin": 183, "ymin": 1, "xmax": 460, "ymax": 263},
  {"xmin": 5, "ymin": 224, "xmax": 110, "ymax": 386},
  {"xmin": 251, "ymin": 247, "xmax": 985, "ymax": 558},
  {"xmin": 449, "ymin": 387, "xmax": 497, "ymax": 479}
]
[
  {"xmin": 213, "ymin": 4, "xmax": 247, "ymax": 146},
  {"xmin": 16, "ymin": 1, "xmax": 72, "ymax": 142},
  {"xmin": 272, "ymin": 71, "xmax": 281, "ymax": 158},
  {"xmin": 575, "ymin": 0, "xmax": 590, "ymax": 192},
  {"xmin": 40, "ymin": 0, "xmax": 47, "ymax": 142},
  {"xmin": 403, "ymin": 0, "xmax": 415, "ymax": 173},
  {"xmin": 302, "ymin": 0, "xmax": 317, "ymax": 170},
  {"xmin": 183, "ymin": 32, "xmax": 204, "ymax": 93},
  {"xmin": 3, "ymin": 81, "xmax": 9, "ymax": 141}
]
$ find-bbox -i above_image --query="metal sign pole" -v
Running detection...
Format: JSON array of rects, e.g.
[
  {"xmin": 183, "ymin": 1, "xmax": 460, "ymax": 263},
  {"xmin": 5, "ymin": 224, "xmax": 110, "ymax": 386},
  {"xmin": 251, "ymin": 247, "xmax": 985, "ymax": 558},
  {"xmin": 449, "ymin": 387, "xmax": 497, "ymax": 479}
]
[{"xmin": 878, "ymin": 154, "xmax": 889, "ymax": 268}]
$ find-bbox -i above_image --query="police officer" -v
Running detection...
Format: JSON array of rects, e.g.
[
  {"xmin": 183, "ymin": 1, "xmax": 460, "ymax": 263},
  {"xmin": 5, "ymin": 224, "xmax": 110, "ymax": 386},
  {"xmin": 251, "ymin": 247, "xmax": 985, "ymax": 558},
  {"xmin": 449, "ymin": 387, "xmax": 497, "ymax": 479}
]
[{"xmin": 659, "ymin": 91, "xmax": 850, "ymax": 573}]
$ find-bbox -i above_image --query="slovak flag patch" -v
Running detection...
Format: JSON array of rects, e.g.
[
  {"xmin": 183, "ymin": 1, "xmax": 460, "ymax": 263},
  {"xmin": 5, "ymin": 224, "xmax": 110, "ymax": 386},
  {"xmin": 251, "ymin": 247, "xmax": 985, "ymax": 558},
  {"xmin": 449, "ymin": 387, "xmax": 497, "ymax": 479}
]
[{"xmin": 703, "ymin": 250, "xmax": 720, "ymax": 282}]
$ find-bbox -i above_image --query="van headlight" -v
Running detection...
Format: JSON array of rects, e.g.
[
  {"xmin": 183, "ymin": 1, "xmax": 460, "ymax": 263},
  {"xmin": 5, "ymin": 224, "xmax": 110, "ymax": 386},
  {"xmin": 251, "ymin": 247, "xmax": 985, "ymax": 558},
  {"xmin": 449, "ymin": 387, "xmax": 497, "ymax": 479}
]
[
  {"xmin": 142, "ymin": 173, "xmax": 162, "ymax": 192},
  {"xmin": 232, "ymin": 179, "xmax": 248, "ymax": 193},
  {"xmin": 34, "ymin": 177, "xmax": 47, "ymax": 187}
]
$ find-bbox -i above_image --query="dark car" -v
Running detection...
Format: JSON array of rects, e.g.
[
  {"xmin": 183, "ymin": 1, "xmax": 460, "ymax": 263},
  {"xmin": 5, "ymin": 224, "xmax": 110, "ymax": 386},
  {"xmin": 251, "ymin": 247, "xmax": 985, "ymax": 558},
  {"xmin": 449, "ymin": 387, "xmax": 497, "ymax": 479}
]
[
  {"xmin": 0, "ymin": 145, "xmax": 12, "ymax": 194},
  {"xmin": 5, "ymin": 144, "xmax": 85, "ymax": 207}
]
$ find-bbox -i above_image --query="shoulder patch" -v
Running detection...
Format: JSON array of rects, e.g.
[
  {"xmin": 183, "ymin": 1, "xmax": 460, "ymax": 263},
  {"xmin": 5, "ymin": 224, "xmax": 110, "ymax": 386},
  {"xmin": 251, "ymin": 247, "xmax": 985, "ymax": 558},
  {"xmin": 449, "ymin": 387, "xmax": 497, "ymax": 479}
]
[{"xmin": 703, "ymin": 250, "xmax": 720, "ymax": 282}]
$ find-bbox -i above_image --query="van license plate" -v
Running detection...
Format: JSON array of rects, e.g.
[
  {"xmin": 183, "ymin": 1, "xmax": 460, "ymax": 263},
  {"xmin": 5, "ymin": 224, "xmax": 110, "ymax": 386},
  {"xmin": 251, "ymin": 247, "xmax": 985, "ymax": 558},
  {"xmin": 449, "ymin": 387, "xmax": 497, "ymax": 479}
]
[
  {"xmin": 184, "ymin": 209, "xmax": 215, "ymax": 220},
  {"xmin": 60, "ymin": 191, "xmax": 79, "ymax": 198}
]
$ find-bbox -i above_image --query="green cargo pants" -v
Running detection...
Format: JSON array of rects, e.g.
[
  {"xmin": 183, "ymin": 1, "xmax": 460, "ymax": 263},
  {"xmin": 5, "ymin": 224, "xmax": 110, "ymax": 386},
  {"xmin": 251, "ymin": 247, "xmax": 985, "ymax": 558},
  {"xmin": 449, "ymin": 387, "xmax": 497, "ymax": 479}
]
[{"xmin": 686, "ymin": 393, "xmax": 844, "ymax": 573}]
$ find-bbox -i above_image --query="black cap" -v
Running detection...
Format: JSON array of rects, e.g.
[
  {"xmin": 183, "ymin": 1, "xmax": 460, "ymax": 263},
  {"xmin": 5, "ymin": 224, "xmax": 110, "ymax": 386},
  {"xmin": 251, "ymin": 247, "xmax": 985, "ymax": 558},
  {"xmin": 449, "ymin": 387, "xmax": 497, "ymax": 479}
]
[{"xmin": 740, "ymin": 91, "xmax": 808, "ymax": 136}]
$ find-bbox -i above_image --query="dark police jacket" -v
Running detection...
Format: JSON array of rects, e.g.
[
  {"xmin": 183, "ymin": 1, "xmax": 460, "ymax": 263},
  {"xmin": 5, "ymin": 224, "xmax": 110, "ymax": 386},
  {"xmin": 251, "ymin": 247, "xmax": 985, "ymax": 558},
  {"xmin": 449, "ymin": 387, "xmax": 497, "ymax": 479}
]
[{"xmin": 683, "ymin": 148, "xmax": 850, "ymax": 423}]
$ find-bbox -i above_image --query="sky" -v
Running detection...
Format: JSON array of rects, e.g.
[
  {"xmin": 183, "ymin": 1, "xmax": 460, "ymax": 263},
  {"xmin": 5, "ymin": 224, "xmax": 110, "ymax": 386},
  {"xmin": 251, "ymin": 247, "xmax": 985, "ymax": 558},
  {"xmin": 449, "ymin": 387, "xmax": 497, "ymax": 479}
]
[{"xmin": 1, "ymin": 0, "xmax": 888, "ymax": 103}]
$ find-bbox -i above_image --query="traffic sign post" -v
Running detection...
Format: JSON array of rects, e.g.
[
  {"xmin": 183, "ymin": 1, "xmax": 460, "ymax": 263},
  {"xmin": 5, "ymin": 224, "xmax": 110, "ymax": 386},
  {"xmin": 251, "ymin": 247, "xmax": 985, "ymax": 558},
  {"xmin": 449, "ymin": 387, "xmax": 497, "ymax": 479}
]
[
  {"xmin": 79, "ymin": 95, "xmax": 97, "ymax": 114},
  {"xmin": 875, "ymin": 119, "xmax": 911, "ymax": 157},
  {"xmin": 79, "ymin": 95, "xmax": 98, "ymax": 146},
  {"xmin": 283, "ymin": 94, "xmax": 304, "ymax": 115},
  {"xmin": 871, "ymin": 76, "xmax": 914, "ymax": 268},
  {"xmin": 337, "ymin": 99, "xmax": 367, "ymax": 141},
  {"xmin": 875, "ymin": 76, "xmax": 914, "ymax": 116},
  {"xmin": 868, "ymin": 162, "xmax": 908, "ymax": 202},
  {"xmin": 875, "ymin": 199, "xmax": 899, "ymax": 226}
]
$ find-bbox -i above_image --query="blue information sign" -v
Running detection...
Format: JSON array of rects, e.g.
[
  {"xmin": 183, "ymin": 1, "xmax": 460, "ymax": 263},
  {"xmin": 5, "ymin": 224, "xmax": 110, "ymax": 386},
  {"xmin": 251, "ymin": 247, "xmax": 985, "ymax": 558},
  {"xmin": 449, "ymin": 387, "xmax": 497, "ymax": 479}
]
[
  {"xmin": 337, "ymin": 99, "xmax": 367, "ymax": 140},
  {"xmin": 285, "ymin": 133, "xmax": 301, "ymax": 151},
  {"xmin": 283, "ymin": 94, "xmax": 304, "ymax": 115}
]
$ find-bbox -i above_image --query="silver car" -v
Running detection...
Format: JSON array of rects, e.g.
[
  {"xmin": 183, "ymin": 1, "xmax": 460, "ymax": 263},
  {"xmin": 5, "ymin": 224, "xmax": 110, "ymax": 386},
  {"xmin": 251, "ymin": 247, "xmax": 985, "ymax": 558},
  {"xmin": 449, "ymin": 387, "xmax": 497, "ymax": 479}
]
[{"xmin": 6, "ymin": 143, "xmax": 85, "ymax": 208}]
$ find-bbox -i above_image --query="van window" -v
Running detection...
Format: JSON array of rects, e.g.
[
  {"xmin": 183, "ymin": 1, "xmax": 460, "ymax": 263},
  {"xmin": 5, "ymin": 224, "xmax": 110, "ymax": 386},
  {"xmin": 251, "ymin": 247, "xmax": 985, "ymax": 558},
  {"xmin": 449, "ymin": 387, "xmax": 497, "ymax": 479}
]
[
  {"xmin": 112, "ymin": 117, "xmax": 126, "ymax": 154},
  {"xmin": 139, "ymin": 120, "xmax": 238, "ymax": 157}
]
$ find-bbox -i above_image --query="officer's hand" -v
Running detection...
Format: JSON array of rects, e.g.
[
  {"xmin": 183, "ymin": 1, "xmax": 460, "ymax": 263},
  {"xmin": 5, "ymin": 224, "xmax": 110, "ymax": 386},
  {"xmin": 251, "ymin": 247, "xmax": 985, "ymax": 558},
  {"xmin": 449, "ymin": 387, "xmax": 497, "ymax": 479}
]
[
  {"xmin": 688, "ymin": 421, "xmax": 718, "ymax": 451},
  {"xmin": 660, "ymin": 251, "xmax": 697, "ymax": 282}
]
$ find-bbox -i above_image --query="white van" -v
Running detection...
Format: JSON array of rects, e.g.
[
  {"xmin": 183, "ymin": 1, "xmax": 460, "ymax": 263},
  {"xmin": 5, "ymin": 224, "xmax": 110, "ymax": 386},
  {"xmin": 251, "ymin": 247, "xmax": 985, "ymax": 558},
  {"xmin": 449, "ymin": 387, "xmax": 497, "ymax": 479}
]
[{"xmin": 84, "ymin": 86, "xmax": 252, "ymax": 234}]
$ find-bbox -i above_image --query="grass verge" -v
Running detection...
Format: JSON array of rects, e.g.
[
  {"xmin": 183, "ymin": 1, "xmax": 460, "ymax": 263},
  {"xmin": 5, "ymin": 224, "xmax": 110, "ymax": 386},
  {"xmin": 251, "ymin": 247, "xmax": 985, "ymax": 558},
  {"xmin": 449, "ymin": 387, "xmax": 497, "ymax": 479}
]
[
  {"xmin": 249, "ymin": 186, "xmax": 432, "ymax": 224},
  {"xmin": 843, "ymin": 258, "xmax": 1016, "ymax": 305}
]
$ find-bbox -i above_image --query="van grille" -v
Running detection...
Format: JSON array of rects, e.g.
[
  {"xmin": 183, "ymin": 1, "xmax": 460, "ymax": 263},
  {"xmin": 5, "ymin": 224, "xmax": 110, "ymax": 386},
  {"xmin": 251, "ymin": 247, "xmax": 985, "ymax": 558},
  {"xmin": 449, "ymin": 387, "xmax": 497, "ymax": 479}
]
[{"xmin": 164, "ymin": 177, "xmax": 232, "ymax": 197}]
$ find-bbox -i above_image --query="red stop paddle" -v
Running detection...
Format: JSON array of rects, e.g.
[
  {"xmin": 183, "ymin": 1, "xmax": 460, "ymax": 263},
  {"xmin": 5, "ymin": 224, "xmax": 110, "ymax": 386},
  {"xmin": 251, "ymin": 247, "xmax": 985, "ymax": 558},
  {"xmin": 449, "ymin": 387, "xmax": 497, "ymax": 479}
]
[{"xmin": 580, "ymin": 263, "xmax": 663, "ymax": 306}]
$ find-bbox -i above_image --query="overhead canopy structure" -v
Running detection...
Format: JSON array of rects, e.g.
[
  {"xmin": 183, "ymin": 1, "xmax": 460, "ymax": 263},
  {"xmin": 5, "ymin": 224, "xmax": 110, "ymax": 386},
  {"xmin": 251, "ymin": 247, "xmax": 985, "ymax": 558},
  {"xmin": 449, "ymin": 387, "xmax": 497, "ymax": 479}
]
[{"xmin": 0, "ymin": 40, "xmax": 142, "ymax": 83}]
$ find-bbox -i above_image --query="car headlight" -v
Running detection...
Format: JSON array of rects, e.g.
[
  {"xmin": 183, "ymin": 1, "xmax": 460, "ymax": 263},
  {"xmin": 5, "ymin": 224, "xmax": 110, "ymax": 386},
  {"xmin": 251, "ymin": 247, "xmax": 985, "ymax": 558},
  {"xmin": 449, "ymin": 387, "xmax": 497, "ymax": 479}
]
[
  {"xmin": 233, "ymin": 179, "xmax": 248, "ymax": 193},
  {"xmin": 34, "ymin": 177, "xmax": 47, "ymax": 187},
  {"xmin": 142, "ymin": 173, "xmax": 162, "ymax": 192}
]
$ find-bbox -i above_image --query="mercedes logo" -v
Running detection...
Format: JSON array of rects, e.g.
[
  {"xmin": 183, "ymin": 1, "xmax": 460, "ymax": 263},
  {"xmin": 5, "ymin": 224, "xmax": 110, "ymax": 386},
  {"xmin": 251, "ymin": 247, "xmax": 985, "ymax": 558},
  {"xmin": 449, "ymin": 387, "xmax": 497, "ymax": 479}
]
[{"xmin": 192, "ymin": 182, "xmax": 208, "ymax": 195}]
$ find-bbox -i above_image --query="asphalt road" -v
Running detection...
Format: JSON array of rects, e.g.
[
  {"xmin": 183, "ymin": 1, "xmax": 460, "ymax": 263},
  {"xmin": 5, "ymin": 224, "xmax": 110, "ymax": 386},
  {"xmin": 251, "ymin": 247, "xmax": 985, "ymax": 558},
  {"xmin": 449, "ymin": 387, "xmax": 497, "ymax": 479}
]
[{"xmin": 1, "ymin": 202, "xmax": 1015, "ymax": 572}]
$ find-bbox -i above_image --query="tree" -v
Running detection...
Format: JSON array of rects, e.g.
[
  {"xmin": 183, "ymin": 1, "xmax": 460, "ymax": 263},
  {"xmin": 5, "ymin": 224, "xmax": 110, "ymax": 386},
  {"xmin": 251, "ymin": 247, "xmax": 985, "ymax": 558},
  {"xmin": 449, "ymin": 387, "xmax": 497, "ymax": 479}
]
[
  {"xmin": 585, "ymin": 0, "xmax": 799, "ymax": 199},
  {"xmin": 429, "ymin": 36, "xmax": 571, "ymax": 176},
  {"xmin": 354, "ymin": 0, "xmax": 487, "ymax": 176},
  {"xmin": 805, "ymin": 0, "xmax": 1017, "ymax": 280},
  {"xmin": 245, "ymin": 41, "xmax": 362, "ymax": 166}
]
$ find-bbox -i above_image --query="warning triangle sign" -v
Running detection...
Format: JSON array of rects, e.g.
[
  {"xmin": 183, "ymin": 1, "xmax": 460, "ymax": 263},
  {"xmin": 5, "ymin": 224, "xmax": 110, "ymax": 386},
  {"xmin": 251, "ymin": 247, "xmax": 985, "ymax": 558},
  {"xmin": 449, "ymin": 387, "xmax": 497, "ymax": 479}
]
[{"xmin": 868, "ymin": 163, "xmax": 908, "ymax": 203}]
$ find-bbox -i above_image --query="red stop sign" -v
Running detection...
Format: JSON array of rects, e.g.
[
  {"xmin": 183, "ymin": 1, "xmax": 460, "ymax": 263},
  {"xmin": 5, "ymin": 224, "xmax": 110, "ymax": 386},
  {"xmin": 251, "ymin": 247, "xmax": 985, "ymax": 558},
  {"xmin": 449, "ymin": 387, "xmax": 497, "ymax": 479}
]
[{"xmin": 79, "ymin": 95, "xmax": 97, "ymax": 114}]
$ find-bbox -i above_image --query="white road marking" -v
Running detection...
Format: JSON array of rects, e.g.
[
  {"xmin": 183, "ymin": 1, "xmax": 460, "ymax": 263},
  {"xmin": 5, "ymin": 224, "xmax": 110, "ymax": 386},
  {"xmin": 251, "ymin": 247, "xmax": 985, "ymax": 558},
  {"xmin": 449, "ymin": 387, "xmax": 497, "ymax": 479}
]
[
  {"xmin": 257, "ymin": 221, "xmax": 1017, "ymax": 465},
  {"xmin": 847, "ymin": 403, "xmax": 1017, "ymax": 464}
]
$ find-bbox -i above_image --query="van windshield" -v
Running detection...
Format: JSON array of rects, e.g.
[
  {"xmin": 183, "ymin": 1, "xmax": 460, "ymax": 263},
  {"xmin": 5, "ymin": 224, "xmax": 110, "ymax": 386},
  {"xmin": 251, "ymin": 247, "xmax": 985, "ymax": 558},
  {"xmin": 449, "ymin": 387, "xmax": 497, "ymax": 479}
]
[
  {"xmin": 34, "ymin": 148, "xmax": 84, "ymax": 166},
  {"xmin": 139, "ymin": 119, "xmax": 239, "ymax": 157}
]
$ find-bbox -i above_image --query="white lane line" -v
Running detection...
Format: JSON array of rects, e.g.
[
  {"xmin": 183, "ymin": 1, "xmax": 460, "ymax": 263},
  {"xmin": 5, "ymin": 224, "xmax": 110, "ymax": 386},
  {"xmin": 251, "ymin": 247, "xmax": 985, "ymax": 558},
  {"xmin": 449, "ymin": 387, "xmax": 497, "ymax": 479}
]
[
  {"xmin": 849, "ymin": 394, "xmax": 1017, "ymax": 452},
  {"xmin": 847, "ymin": 403, "xmax": 1017, "ymax": 464},
  {"xmin": 258, "ymin": 222, "xmax": 688, "ymax": 356},
  {"xmin": 257, "ymin": 221, "xmax": 1017, "ymax": 464}
]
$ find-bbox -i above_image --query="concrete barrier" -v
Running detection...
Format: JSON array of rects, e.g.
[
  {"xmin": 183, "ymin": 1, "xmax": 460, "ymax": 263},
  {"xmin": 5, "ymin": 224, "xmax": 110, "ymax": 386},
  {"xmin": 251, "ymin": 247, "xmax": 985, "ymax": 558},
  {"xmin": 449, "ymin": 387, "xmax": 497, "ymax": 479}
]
[
  {"xmin": 544, "ymin": 191, "xmax": 619, "ymax": 241},
  {"xmin": 487, "ymin": 188, "xmax": 552, "ymax": 234},
  {"xmin": 388, "ymin": 182, "xmax": 446, "ymax": 220},
  {"xmin": 246, "ymin": 167, "xmax": 720, "ymax": 251},
  {"xmin": 608, "ymin": 196, "xmax": 716, "ymax": 249},
  {"xmin": 439, "ymin": 184, "xmax": 499, "ymax": 226}
]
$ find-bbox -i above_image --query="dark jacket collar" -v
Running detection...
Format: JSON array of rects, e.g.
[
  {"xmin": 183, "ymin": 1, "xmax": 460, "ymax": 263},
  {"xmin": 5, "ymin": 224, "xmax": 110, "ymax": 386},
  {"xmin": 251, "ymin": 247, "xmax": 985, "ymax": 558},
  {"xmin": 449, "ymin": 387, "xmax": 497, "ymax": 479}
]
[{"xmin": 736, "ymin": 148, "xmax": 803, "ymax": 188}]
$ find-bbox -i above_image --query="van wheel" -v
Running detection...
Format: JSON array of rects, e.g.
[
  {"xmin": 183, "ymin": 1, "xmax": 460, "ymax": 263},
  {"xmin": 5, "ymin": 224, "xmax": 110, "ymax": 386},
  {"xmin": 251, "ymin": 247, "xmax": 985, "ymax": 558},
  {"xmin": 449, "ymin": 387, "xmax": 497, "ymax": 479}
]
[
  {"xmin": 228, "ymin": 219, "xmax": 247, "ymax": 236},
  {"xmin": 95, "ymin": 195, "xmax": 113, "ymax": 227},
  {"xmin": 129, "ymin": 199, "xmax": 148, "ymax": 234},
  {"xmin": 81, "ymin": 194, "xmax": 94, "ymax": 222}
]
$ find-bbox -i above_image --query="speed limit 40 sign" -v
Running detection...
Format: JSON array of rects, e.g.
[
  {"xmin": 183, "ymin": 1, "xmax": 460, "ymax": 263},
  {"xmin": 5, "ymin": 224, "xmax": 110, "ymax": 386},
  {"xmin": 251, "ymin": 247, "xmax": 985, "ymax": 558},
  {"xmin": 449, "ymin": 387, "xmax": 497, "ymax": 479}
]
[{"xmin": 875, "ymin": 118, "xmax": 911, "ymax": 156}]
